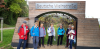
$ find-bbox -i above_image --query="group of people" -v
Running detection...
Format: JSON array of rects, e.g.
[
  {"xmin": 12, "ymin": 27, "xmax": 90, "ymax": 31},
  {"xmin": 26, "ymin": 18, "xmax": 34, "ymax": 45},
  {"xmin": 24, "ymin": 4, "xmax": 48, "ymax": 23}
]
[{"xmin": 17, "ymin": 21, "xmax": 76, "ymax": 49}]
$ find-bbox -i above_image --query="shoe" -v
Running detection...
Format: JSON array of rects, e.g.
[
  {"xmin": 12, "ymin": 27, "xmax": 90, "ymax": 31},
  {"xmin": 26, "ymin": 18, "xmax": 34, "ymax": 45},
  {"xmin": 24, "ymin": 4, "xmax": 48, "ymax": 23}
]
[
  {"xmin": 60, "ymin": 44, "xmax": 62, "ymax": 45},
  {"xmin": 50, "ymin": 45, "xmax": 53, "ymax": 46},
  {"xmin": 65, "ymin": 46, "xmax": 68, "ymax": 48},
  {"xmin": 42, "ymin": 45, "xmax": 45, "ymax": 48},
  {"xmin": 37, "ymin": 46, "xmax": 41, "ymax": 48},
  {"xmin": 47, "ymin": 44, "xmax": 49, "ymax": 46},
  {"xmin": 57, "ymin": 45, "xmax": 59, "ymax": 46},
  {"xmin": 68, "ymin": 45, "xmax": 70, "ymax": 48}
]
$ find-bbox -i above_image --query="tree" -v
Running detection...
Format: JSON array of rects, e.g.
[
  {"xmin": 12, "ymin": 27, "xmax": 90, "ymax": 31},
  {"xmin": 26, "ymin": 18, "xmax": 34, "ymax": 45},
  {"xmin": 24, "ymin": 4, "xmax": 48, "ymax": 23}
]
[
  {"xmin": 0, "ymin": 0, "xmax": 28, "ymax": 25},
  {"xmin": 4, "ymin": 0, "xmax": 24, "ymax": 13}
]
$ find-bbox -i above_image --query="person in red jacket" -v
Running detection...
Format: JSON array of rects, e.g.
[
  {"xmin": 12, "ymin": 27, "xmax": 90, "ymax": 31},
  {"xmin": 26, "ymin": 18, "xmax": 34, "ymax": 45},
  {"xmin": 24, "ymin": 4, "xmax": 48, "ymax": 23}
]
[{"xmin": 17, "ymin": 21, "xmax": 29, "ymax": 49}]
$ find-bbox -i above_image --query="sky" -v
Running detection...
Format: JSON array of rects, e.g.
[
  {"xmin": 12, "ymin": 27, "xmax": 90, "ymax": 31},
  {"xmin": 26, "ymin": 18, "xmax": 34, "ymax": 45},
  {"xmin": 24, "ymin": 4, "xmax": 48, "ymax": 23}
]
[{"xmin": 27, "ymin": 0, "xmax": 100, "ymax": 24}]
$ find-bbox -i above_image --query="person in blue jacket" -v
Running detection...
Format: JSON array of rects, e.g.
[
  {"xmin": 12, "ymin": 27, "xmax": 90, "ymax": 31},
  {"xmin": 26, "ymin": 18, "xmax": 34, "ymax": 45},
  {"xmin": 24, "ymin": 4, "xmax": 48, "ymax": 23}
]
[
  {"xmin": 57, "ymin": 24, "xmax": 65, "ymax": 46},
  {"xmin": 30, "ymin": 22, "xmax": 39, "ymax": 49}
]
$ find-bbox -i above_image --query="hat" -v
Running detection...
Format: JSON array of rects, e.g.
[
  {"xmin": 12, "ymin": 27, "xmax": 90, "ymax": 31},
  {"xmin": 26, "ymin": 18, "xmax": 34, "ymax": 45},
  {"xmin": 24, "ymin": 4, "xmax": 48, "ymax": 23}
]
[{"xmin": 23, "ymin": 21, "xmax": 27, "ymax": 24}]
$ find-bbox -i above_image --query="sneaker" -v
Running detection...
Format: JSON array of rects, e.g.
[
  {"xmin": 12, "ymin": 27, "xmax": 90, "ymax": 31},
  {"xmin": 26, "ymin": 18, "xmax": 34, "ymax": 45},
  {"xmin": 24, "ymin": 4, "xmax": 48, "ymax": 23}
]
[
  {"xmin": 57, "ymin": 45, "xmax": 59, "ymax": 46},
  {"xmin": 47, "ymin": 44, "xmax": 49, "ymax": 46},
  {"xmin": 42, "ymin": 45, "xmax": 45, "ymax": 48},
  {"xmin": 37, "ymin": 46, "xmax": 41, "ymax": 48},
  {"xmin": 50, "ymin": 45, "xmax": 53, "ymax": 46},
  {"xmin": 60, "ymin": 44, "xmax": 62, "ymax": 45},
  {"xmin": 65, "ymin": 46, "xmax": 68, "ymax": 48}
]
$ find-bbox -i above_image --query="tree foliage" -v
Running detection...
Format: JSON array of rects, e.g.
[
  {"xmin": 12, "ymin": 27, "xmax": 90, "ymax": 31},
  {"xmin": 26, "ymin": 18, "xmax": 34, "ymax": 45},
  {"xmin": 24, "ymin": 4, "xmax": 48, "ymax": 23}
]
[
  {"xmin": 9, "ymin": 3, "xmax": 22, "ymax": 13},
  {"xmin": 39, "ymin": 14, "xmax": 75, "ymax": 30},
  {"xmin": 0, "ymin": 0, "xmax": 28, "ymax": 25}
]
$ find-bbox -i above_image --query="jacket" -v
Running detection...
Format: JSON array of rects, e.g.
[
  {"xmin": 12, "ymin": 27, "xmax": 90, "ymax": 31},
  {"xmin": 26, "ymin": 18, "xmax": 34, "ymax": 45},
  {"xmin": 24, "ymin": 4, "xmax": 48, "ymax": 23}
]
[
  {"xmin": 30, "ymin": 26, "xmax": 39, "ymax": 37},
  {"xmin": 39, "ymin": 27, "xmax": 46, "ymax": 37},
  {"xmin": 57, "ymin": 27, "xmax": 65, "ymax": 35},
  {"xmin": 18, "ymin": 24, "xmax": 29, "ymax": 40},
  {"xmin": 66, "ymin": 28, "xmax": 71, "ymax": 34},
  {"xmin": 68, "ymin": 30, "xmax": 76, "ymax": 40},
  {"xmin": 47, "ymin": 27, "xmax": 55, "ymax": 36}
]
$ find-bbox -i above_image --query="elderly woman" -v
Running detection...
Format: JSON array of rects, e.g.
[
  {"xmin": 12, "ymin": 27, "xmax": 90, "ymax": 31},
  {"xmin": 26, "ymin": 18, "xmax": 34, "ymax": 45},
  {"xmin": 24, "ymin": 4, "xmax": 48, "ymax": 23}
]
[
  {"xmin": 30, "ymin": 22, "xmax": 39, "ymax": 49},
  {"xmin": 47, "ymin": 23, "xmax": 55, "ymax": 46},
  {"xmin": 68, "ymin": 25, "xmax": 76, "ymax": 49},
  {"xmin": 57, "ymin": 24, "xmax": 65, "ymax": 46}
]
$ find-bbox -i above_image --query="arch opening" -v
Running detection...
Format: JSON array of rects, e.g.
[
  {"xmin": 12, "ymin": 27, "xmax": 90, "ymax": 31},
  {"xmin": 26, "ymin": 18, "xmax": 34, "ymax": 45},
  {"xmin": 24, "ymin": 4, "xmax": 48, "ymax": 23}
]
[{"xmin": 35, "ymin": 11, "xmax": 78, "ymax": 49}]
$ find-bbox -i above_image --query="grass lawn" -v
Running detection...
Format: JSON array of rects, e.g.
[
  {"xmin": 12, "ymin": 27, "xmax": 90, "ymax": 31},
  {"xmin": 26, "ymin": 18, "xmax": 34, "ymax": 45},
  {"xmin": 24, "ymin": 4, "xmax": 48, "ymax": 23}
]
[
  {"xmin": 0, "ymin": 23, "xmax": 15, "ymax": 28},
  {"xmin": 0, "ymin": 29, "xmax": 14, "ymax": 49}
]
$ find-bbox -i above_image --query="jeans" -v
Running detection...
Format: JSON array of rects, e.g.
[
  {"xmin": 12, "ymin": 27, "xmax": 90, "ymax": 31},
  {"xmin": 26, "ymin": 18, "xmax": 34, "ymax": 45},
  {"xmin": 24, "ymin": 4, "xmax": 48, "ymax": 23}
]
[
  {"xmin": 69, "ymin": 39, "xmax": 74, "ymax": 49},
  {"xmin": 33, "ymin": 36, "xmax": 39, "ymax": 49},
  {"xmin": 39, "ymin": 37, "xmax": 44, "ymax": 46},
  {"xmin": 57, "ymin": 35, "xmax": 64, "ymax": 45},
  {"xmin": 17, "ymin": 39, "xmax": 27, "ymax": 49},
  {"xmin": 47, "ymin": 36, "xmax": 53, "ymax": 45},
  {"xmin": 74, "ymin": 36, "xmax": 76, "ymax": 44}
]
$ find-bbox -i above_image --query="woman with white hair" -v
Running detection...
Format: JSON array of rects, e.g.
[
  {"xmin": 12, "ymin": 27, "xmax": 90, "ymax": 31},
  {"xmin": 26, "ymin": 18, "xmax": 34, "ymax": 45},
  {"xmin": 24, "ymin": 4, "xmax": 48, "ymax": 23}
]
[
  {"xmin": 57, "ymin": 24, "xmax": 65, "ymax": 46},
  {"xmin": 47, "ymin": 23, "xmax": 55, "ymax": 46},
  {"xmin": 68, "ymin": 25, "xmax": 76, "ymax": 49}
]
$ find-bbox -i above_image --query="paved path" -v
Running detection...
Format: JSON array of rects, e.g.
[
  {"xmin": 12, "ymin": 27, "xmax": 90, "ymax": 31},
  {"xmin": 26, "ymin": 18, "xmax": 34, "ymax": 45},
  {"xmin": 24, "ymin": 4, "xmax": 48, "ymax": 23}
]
[
  {"xmin": 13, "ymin": 45, "xmax": 75, "ymax": 49},
  {"xmin": 0, "ymin": 27, "xmax": 15, "ymax": 30}
]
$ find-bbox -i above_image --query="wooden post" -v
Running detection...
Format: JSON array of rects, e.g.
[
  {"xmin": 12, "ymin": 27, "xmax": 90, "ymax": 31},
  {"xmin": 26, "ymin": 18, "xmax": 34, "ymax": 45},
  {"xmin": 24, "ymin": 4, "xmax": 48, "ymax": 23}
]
[{"xmin": 0, "ymin": 17, "xmax": 3, "ymax": 42}]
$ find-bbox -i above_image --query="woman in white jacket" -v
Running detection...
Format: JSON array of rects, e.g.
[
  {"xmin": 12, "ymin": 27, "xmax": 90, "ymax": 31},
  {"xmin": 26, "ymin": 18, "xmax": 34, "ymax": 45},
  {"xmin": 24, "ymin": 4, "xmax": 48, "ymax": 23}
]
[
  {"xmin": 47, "ymin": 23, "xmax": 55, "ymax": 46},
  {"xmin": 68, "ymin": 26, "xmax": 76, "ymax": 49}
]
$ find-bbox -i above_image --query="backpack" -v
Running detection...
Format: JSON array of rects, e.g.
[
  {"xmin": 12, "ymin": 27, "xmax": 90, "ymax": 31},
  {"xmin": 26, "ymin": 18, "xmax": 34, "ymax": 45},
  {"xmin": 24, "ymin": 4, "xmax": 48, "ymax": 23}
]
[
  {"xmin": 58, "ymin": 27, "xmax": 64, "ymax": 30},
  {"xmin": 32, "ymin": 26, "xmax": 38, "ymax": 32}
]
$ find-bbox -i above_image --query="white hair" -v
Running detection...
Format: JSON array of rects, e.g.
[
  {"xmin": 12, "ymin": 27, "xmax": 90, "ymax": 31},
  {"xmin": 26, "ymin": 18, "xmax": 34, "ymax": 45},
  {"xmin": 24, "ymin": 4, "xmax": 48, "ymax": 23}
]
[
  {"xmin": 71, "ymin": 25, "xmax": 74, "ymax": 27},
  {"xmin": 59, "ymin": 24, "xmax": 62, "ymax": 26}
]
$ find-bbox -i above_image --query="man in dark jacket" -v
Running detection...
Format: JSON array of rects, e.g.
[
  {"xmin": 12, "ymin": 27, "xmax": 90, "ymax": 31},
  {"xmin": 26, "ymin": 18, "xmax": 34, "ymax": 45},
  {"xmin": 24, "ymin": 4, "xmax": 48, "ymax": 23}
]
[
  {"xmin": 17, "ymin": 21, "xmax": 29, "ymax": 49},
  {"xmin": 65, "ymin": 24, "xmax": 71, "ymax": 48}
]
